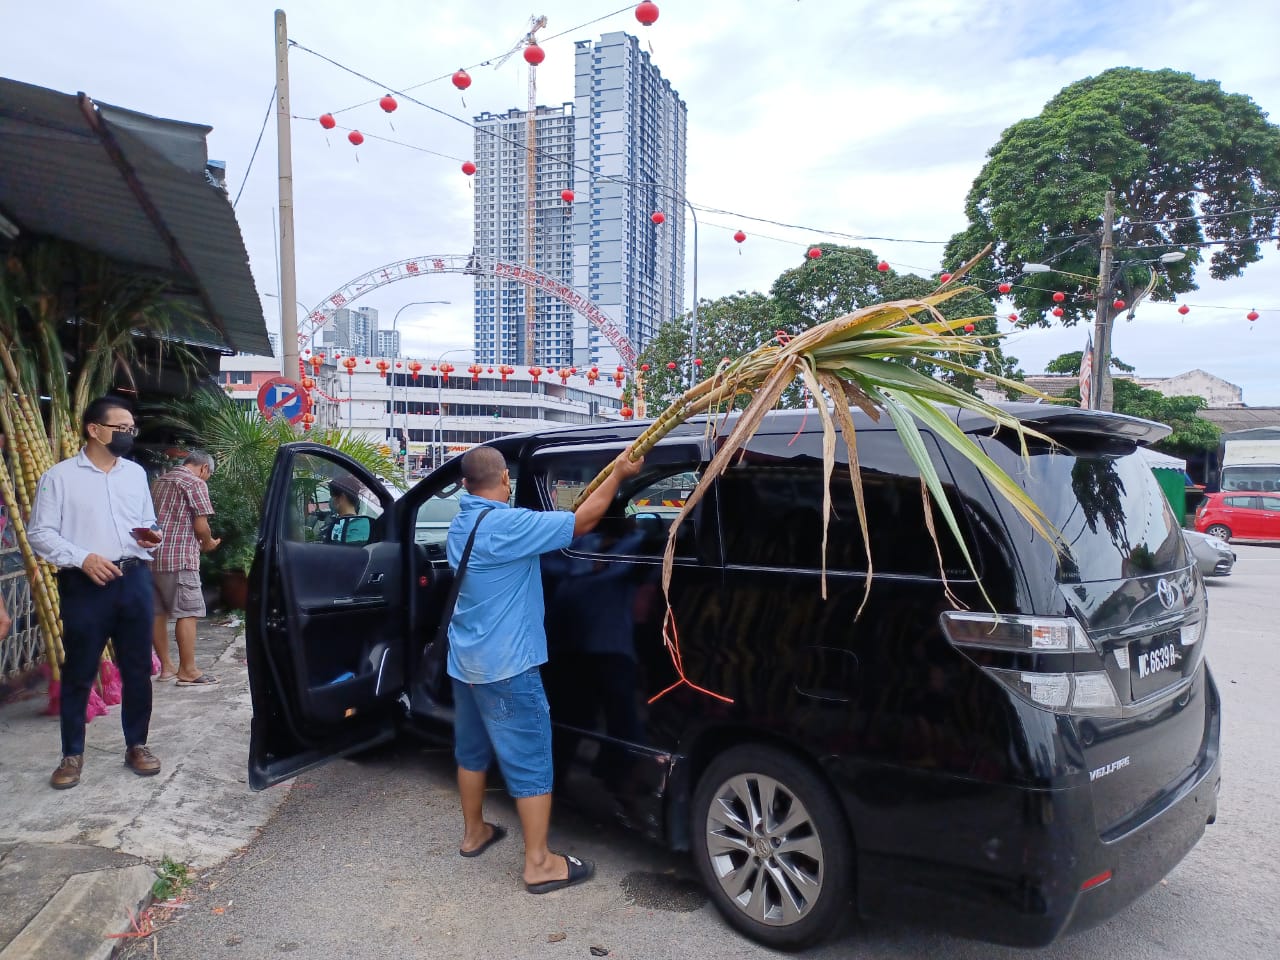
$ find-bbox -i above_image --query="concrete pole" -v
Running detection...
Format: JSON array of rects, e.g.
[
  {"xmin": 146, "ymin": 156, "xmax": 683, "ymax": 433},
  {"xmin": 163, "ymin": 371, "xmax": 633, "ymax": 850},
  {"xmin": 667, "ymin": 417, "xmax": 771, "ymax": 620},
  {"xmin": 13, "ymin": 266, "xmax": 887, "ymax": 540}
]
[
  {"xmin": 1091, "ymin": 189, "xmax": 1116, "ymax": 411},
  {"xmin": 274, "ymin": 10, "xmax": 300, "ymax": 380}
]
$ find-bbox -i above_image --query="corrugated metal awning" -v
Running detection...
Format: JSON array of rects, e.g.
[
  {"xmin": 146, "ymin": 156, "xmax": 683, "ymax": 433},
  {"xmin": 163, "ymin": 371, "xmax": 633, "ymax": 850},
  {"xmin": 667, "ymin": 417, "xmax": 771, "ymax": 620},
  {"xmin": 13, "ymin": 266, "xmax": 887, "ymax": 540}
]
[{"xmin": 0, "ymin": 77, "xmax": 271, "ymax": 355}]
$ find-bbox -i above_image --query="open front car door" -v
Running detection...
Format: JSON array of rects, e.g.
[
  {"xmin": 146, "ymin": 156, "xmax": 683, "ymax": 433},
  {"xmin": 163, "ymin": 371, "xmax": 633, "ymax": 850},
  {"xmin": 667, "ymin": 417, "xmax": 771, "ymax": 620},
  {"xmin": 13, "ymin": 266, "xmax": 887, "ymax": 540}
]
[{"xmin": 247, "ymin": 444, "xmax": 406, "ymax": 789}]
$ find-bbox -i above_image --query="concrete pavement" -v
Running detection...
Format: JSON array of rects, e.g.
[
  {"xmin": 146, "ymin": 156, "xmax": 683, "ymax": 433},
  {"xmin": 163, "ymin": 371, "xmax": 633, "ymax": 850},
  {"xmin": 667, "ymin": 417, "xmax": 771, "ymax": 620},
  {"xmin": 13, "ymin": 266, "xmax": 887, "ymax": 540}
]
[{"xmin": 0, "ymin": 618, "xmax": 291, "ymax": 960}]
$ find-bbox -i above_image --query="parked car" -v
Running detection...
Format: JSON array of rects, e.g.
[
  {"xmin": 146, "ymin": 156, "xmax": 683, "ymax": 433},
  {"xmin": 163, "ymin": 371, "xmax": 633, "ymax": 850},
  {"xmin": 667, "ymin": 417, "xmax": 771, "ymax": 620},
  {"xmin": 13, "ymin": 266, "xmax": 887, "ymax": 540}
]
[
  {"xmin": 1182, "ymin": 528, "xmax": 1235, "ymax": 577},
  {"xmin": 1194, "ymin": 490, "xmax": 1280, "ymax": 542},
  {"xmin": 246, "ymin": 404, "xmax": 1220, "ymax": 950}
]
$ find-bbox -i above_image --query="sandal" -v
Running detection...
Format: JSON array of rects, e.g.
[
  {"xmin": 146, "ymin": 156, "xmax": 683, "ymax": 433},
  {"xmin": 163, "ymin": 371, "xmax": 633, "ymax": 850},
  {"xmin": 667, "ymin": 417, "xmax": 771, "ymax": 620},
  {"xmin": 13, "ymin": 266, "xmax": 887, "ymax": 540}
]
[
  {"xmin": 459, "ymin": 823, "xmax": 507, "ymax": 858},
  {"xmin": 176, "ymin": 673, "xmax": 219, "ymax": 686},
  {"xmin": 525, "ymin": 854, "xmax": 594, "ymax": 894}
]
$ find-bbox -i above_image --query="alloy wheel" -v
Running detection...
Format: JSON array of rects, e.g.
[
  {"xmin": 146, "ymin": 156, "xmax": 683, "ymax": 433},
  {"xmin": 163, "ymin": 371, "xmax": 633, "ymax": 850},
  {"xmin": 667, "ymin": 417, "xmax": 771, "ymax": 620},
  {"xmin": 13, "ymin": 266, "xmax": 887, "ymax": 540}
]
[{"xmin": 704, "ymin": 772, "xmax": 824, "ymax": 926}]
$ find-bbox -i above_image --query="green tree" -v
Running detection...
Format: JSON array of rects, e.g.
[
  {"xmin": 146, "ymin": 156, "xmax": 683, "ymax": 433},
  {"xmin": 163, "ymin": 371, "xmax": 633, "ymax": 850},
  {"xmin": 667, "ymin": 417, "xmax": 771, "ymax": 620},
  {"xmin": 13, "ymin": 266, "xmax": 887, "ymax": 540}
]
[
  {"xmin": 946, "ymin": 68, "xmax": 1280, "ymax": 326},
  {"xmin": 1061, "ymin": 379, "xmax": 1220, "ymax": 457},
  {"xmin": 1045, "ymin": 351, "xmax": 1134, "ymax": 374}
]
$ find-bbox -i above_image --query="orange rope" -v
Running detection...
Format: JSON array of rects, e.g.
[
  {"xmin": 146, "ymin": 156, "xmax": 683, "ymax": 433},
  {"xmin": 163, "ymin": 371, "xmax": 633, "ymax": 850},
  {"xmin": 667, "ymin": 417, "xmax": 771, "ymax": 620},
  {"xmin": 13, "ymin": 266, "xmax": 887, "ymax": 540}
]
[{"xmin": 647, "ymin": 607, "xmax": 734, "ymax": 705}]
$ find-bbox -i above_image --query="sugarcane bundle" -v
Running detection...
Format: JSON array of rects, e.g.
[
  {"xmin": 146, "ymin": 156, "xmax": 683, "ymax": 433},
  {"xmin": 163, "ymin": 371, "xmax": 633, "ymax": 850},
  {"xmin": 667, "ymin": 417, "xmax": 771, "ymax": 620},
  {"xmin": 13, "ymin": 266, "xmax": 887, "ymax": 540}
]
[{"xmin": 575, "ymin": 256, "xmax": 1063, "ymax": 701}]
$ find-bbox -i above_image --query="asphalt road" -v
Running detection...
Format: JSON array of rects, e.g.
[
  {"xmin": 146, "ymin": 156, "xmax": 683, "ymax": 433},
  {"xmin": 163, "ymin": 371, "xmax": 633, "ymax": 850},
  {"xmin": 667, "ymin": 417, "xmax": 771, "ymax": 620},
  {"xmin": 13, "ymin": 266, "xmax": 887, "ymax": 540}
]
[{"xmin": 127, "ymin": 545, "xmax": 1280, "ymax": 960}]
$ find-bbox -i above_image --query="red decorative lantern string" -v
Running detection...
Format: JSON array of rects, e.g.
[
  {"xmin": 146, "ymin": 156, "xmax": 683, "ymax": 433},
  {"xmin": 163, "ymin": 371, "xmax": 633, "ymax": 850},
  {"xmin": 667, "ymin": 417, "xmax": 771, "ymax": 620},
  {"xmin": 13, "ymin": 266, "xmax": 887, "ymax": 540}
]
[{"xmin": 301, "ymin": 412, "xmax": 316, "ymax": 432}]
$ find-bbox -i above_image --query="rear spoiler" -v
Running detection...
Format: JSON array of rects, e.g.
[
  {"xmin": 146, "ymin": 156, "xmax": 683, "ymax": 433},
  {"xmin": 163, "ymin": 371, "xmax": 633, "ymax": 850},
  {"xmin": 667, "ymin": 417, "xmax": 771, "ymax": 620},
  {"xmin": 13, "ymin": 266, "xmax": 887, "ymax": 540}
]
[{"xmin": 1017, "ymin": 410, "xmax": 1171, "ymax": 445}]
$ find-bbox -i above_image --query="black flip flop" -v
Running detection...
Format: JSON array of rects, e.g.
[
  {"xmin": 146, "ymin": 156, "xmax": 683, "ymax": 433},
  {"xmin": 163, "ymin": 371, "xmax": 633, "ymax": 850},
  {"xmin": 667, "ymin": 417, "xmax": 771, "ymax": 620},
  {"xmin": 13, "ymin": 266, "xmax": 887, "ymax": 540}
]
[
  {"xmin": 459, "ymin": 823, "xmax": 507, "ymax": 858},
  {"xmin": 525, "ymin": 854, "xmax": 595, "ymax": 894}
]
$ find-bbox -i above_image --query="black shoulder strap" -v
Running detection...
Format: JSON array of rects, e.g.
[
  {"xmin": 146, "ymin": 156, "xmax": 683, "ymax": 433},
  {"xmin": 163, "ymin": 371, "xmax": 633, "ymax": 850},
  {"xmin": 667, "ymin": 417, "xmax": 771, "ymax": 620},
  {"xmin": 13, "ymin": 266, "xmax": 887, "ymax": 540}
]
[{"xmin": 439, "ymin": 507, "xmax": 495, "ymax": 628}]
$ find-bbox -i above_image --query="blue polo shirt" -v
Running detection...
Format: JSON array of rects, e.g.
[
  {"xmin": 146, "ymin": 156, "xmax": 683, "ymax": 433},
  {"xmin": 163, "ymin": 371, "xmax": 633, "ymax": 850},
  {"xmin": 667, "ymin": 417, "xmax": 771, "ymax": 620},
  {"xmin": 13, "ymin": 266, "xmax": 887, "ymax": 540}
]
[{"xmin": 445, "ymin": 493, "xmax": 576, "ymax": 684}]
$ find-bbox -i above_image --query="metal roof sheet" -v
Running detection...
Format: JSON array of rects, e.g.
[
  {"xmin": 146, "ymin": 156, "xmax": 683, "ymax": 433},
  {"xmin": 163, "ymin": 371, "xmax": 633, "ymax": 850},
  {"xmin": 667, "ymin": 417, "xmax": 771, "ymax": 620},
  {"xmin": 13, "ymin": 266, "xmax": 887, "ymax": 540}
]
[{"xmin": 0, "ymin": 77, "xmax": 270, "ymax": 355}]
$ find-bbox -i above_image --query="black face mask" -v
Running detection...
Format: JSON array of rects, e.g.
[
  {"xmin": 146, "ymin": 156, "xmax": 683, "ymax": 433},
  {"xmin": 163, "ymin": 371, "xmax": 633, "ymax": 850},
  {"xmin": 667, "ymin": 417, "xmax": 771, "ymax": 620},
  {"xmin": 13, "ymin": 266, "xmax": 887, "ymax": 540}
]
[{"xmin": 104, "ymin": 431, "xmax": 135, "ymax": 458}]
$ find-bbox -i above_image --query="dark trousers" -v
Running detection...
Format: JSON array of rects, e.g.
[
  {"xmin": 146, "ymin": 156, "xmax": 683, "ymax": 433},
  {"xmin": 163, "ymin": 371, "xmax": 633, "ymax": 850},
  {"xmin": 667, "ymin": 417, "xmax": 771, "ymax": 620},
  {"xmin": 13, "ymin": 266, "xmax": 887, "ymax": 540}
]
[{"xmin": 57, "ymin": 563, "xmax": 155, "ymax": 757}]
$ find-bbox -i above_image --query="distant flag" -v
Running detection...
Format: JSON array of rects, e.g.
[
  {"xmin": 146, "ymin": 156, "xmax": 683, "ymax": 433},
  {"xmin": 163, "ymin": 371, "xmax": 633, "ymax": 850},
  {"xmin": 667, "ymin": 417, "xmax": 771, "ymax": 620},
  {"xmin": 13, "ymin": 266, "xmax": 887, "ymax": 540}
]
[{"xmin": 1078, "ymin": 334, "xmax": 1093, "ymax": 409}]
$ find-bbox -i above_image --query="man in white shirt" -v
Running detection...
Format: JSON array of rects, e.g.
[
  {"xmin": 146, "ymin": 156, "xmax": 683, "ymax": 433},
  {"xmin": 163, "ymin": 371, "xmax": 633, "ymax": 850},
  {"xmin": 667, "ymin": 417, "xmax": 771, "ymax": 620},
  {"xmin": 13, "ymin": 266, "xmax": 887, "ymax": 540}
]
[{"xmin": 28, "ymin": 396, "xmax": 165, "ymax": 789}]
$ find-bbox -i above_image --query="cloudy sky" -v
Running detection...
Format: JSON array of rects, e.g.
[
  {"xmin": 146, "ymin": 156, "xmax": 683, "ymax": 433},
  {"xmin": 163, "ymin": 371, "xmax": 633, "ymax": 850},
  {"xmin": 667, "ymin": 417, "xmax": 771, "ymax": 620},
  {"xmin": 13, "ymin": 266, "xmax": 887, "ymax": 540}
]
[{"xmin": 8, "ymin": 0, "xmax": 1279, "ymax": 402}]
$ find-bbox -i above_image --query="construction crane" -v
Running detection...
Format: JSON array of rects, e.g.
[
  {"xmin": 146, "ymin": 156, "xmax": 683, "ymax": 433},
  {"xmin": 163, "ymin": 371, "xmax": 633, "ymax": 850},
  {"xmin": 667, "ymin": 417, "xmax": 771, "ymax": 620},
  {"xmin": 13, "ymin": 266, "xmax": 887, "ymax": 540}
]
[{"xmin": 495, "ymin": 15, "xmax": 547, "ymax": 366}]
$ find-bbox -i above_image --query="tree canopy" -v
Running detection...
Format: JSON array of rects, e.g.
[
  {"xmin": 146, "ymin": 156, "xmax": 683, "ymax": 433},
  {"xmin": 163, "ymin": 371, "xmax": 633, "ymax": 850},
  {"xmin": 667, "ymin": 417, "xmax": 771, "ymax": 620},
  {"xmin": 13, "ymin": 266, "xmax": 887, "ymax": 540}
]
[
  {"xmin": 1045, "ymin": 351, "xmax": 1134, "ymax": 374},
  {"xmin": 946, "ymin": 68, "xmax": 1280, "ymax": 327},
  {"xmin": 1059, "ymin": 378, "xmax": 1220, "ymax": 457}
]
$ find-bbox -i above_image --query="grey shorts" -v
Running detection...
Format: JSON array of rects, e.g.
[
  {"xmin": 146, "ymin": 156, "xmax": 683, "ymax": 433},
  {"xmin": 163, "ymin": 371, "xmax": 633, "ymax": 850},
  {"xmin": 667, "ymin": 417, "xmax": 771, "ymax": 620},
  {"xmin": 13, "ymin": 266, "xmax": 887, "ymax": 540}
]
[{"xmin": 152, "ymin": 569, "xmax": 206, "ymax": 619}]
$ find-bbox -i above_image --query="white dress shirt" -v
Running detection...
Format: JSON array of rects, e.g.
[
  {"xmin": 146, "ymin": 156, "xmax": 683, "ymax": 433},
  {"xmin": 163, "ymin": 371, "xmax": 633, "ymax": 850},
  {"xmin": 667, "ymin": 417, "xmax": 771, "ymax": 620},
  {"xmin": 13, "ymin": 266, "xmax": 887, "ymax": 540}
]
[{"xmin": 28, "ymin": 450, "xmax": 158, "ymax": 569}]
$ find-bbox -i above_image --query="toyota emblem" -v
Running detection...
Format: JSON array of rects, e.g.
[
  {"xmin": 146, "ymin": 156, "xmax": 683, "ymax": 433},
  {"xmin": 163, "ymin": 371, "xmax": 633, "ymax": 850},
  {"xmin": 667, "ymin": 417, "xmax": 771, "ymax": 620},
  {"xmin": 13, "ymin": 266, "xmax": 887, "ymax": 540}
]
[{"xmin": 1156, "ymin": 578, "xmax": 1181, "ymax": 610}]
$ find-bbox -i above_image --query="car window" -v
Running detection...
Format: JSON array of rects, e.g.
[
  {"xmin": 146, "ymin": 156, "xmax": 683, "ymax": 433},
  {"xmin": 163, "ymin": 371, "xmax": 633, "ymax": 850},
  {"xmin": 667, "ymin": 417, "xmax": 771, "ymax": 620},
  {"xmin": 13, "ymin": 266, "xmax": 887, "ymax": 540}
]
[
  {"xmin": 717, "ymin": 430, "xmax": 973, "ymax": 577},
  {"xmin": 538, "ymin": 446, "xmax": 702, "ymax": 558},
  {"xmin": 1263, "ymin": 498, "xmax": 1280, "ymax": 512},
  {"xmin": 1225, "ymin": 496, "xmax": 1257, "ymax": 508},
  {"xmin": 285, "ymin": 456, "xmax": 384, "ymax": 547}
]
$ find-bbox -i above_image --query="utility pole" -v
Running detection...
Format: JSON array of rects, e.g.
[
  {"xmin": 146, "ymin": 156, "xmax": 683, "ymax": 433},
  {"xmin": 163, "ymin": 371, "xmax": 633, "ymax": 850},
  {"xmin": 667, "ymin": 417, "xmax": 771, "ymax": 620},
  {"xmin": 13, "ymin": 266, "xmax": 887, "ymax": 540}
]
[
  {"xmin": 1091, "ymin": 189, "xmax": 1115, "ymax": 411},
  {"xmin": 274, "ymin": 9, "xmax": 300, "ymax": 380}
]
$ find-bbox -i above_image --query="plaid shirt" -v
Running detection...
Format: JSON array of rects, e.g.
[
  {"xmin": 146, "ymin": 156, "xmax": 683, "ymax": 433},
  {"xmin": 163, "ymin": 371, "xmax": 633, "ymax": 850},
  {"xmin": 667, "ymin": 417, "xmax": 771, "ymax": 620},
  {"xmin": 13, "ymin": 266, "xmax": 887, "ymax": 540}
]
[{"xmin": 151, "ymin": 467, "xmax": 215, "ymax": 572}]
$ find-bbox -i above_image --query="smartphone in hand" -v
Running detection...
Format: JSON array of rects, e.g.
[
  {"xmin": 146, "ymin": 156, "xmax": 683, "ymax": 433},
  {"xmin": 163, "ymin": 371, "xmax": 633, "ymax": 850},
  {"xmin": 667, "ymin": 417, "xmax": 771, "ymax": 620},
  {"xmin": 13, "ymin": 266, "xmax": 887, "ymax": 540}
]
[{"xmin": 132, "ymin": 526, "xmax": 162, "ymax": 545}]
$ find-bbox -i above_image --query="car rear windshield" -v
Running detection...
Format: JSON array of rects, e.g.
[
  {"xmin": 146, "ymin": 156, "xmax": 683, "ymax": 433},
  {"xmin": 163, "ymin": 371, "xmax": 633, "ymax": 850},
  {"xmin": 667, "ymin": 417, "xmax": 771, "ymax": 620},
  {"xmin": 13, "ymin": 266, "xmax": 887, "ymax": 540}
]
[{"xmin": 982, "ymin": 437, "xmax": 1186, "ymax": 583}]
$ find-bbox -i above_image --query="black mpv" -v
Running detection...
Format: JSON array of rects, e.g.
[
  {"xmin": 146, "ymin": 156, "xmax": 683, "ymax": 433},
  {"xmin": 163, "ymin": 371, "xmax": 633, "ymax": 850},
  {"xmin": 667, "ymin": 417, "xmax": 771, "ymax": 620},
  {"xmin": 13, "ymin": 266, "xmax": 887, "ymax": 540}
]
[{"xmin": 247, "ymin": 403, "xmax": 1220, "ymax": 950}]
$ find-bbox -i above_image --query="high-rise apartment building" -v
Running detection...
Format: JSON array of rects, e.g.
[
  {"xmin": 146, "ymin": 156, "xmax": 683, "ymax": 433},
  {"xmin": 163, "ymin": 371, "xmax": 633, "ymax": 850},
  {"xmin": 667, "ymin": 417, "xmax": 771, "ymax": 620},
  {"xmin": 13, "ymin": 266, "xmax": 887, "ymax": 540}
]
[
  {"xmin": 472, "ymin": 105, "xmax": 577, "ymax": 368},
  {"xmin": 375, "ymin": 329, "xmax": 401, "ymax": 358},
  {"xmin": 318, "ymin": 306, "xmax": 380, "ymax": 355},
  {"xmin": 572, "ymin": 32, "xmax": 687, "ymax": 369}
]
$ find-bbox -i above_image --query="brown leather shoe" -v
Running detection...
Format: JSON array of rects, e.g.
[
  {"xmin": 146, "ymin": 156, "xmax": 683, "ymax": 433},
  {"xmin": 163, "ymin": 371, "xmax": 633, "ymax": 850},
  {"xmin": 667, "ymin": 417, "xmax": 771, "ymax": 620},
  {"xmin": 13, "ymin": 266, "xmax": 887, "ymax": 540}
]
[
  {"xmin": 125, "ymin": 745, "xmax": 161, "ymax": 776},
  {"xmin": 50, "ymin": 755, "xmax": 83, "ymax": 789}
]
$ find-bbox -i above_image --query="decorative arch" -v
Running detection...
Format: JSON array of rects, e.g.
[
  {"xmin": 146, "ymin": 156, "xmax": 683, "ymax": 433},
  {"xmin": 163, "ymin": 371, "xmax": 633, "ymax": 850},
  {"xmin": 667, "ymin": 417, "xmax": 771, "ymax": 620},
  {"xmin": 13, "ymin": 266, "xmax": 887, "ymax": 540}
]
[{"xmin": 298, "ymin": 254, "xmax": 637, "ymax": 367}]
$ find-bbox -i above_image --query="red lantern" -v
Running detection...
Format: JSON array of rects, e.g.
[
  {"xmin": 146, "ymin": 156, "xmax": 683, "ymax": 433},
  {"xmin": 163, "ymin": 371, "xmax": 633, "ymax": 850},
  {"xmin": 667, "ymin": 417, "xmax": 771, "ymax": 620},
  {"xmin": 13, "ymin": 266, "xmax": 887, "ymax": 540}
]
[
  {"xmin": 640, "ymin": 364, "xmax": 650, "ymax": 373},
  {"xmin": 301, "ymin": 412, "xmax": 316, "ymax": 432},
  {"xmin": 808, "ymin": 247, "xmax": 823, "ymax": 260},
  {"xmin": 962, "ymin": 323, "xmax": 975, "ymax": 333},
  {"xmin": 343, "ymin": 357, "xmax": 357, "ymax": 375},
  {"xmin": 364, "ymin": 357, "xmax": 371, "ymax": 364},
  {"xmin": 561, "ymin": 189, "xmax": 574, "ymax": 203},
  {"xmin": 396, "ymin": 361, "xmax": 403, "ymax": 368},
  {"xmin": 877, "ymin": 260, "xmax": 890, "ymax": 272},
  {"xmin": 998, "ymin": 282, "xmax": 1012, "ymax": 294},
  {"xmin": 319, "ymin": 113, "xmax": 336, "ymax": 130},
  {"xmin": 348, "ymin": 130, "xmax": 364, "ymax": 146},
  {"xmin": 1248, "ymin": 309, "xmax": 1260, "ymax": 321},
  {"xmin": 620, "ymin": 406, "xmax": 634, "ymax": 419},
  {"xmin": 376, "ymin": 360, "xmax": 390, "ymax": 376},
  {"xmin": 529, "ymin": 366, "xmax": 543, "ymax": 383},
  {"xmin": 430, "ymin": 364, "xmax": 437, "ymax": 371},
  {"xmin": 499, "ymin": 364, "xmax": 514, "ymax": 381},
  {"xmin": 1112, "ymin": 299, "xmax": 1126, "ymax": 311},
  {"xmin": 569, "ymin": 366, "xmax": 578, "ymax": 375},
  {"xmin": 487, "ymin": 366, "xmax": 494, "ymax": 373},
  {"xmin": 558, "ymin": 368, "xmax": 571, "ymax": 385},
  {"xmin": 301, "ymin": 375, "xmax": 316, "ymax": 390},
  {"xmin": 1052, "ymin": 291, "xmax": 1066, "ymax": 303},
  {"xmin": 694, "ymin": 358, "xmax": 703, "ymax": 367},
  {"xmin": 309, "ymin": 356, "xmax": 322, "ymax": 374},
  {"xmin": 613, "ymin": 368, "xmax": 624, "ymax": 387},
  {"xmin": 635, "ymin": 1, "xmax": 660, "ymax": 26},
  {"xmin": 939, "ymin": 272, "xmax": 953, "ymax": 283},
  {"xmin": 468, "ymin": 363, "xmax": 483, "ymax": 383},
  {"xmin": 734, "ymin": 230, "xmax": 746, "ymax": 244},
  {"xmin": 461, "ymin": 160, "xmax": 477, "ymax": 176},
  {"xmin": 651, "ymin": 211, "xmax": 665, "ymax": 225},
  {"xmin": 1177, "ymin": 304, "xmax": 1190, "ymax": 316},
  {"xmin": 408, "ymin": 360, "xmax": 423, "ymax": 381},
  {"xmin": 1051, "ymin": 306, "xmax": 1064, "ymax": 318},
  {"xmin": 1008, "ymin": 313, "xmax": 1019, "ymax": 324},
  {"xmin": 379, "ymin": 94, "xmax": 397, "ymax": 113},
  {"xmin": 439, "ymin": 362, "xmax": 455, "ymax": 381},
  {"xmin": 586, "ymin": 368, "xmax": 599, "ymax": 386},
  {"xmin": 452, "ymin": 69, "xmax": 472, "ymax": 91},
  {"xmin": 523, "ymin": 42, "xmax": 545, "ymax": 65}
]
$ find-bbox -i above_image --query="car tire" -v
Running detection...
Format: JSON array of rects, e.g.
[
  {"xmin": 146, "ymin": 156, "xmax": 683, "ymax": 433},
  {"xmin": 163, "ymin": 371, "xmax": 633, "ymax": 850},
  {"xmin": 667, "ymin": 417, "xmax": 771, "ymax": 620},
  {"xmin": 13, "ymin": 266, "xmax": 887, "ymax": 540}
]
[
  {"xmin": 691, "ymin": 744, "xmax": 852, "ymax": 951},
  {"xmin": 1206, "ymin": 524, "xmax": 1232, "ymax": 541}
]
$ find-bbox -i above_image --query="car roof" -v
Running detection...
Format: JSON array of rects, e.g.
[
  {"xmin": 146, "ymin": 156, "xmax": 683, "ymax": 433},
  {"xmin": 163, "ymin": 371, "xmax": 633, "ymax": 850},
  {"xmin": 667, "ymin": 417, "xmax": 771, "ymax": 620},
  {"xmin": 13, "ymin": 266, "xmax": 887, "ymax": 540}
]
[{"xmin": 484, "ymin": 402, "xmax": 1171, "ymax": 455}]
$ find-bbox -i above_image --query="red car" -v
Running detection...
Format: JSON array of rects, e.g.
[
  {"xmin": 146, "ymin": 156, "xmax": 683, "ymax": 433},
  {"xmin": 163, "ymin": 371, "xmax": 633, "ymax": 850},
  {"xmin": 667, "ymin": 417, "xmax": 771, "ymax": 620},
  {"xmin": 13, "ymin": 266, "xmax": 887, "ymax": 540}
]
[{"xmin": 1195, "ymin": 491, "xmax": 1280, "ymax": 542}]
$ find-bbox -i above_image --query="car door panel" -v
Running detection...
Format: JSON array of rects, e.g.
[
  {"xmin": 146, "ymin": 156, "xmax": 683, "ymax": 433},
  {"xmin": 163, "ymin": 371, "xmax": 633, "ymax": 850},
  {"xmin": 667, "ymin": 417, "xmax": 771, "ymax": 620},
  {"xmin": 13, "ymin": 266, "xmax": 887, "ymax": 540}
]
[{"xmin": 247, "ymin": 445, "xmax": 405, "ymax": 790}]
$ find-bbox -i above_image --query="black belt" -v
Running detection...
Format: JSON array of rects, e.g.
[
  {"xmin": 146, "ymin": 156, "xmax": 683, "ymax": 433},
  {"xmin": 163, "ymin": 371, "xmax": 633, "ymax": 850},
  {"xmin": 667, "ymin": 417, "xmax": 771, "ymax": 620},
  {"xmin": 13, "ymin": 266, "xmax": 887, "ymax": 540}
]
[{"xmin": 115, "ymin": 558, "xmax": 145, "ymax": 570}]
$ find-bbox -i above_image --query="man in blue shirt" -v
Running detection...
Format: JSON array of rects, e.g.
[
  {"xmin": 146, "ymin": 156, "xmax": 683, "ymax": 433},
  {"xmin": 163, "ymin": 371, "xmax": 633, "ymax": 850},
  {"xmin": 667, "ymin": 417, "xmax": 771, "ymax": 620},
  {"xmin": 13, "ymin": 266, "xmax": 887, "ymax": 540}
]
[
  {"xmin": 28, "ymin": 396, "xmax": 164, "ymax": 789},
  {"xmin": 447, "ymin": 444, "xmax": 642, "ymax": 894}
]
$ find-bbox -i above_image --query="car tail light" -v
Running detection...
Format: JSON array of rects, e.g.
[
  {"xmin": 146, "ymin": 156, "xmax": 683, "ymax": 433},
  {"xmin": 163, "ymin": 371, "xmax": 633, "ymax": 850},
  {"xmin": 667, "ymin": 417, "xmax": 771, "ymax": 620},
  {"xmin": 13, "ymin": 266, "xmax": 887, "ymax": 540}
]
[
  {"xmin": 1081, "ymin": 869, "xmax": 1113, "ymax": 891},
  {"xmin": 941, "ymin": 612, "xmax": 1123, "ymax": 717}
]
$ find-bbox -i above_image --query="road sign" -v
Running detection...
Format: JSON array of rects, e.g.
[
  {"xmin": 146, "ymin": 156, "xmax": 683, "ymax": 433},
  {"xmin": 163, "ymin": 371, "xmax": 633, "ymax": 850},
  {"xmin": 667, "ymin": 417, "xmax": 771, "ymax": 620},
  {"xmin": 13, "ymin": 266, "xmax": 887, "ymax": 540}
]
[{"xmin": 256, "ymin": 377, "xmax": 311, "ymax": 424}]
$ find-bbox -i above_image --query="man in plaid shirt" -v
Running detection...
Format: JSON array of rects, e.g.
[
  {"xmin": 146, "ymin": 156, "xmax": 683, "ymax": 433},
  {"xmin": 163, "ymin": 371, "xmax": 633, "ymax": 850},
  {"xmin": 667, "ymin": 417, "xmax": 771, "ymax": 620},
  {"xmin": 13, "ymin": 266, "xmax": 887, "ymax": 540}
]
[{"xmin": 151, "ymin": 451, "xmax": 221, "ymax": 685}]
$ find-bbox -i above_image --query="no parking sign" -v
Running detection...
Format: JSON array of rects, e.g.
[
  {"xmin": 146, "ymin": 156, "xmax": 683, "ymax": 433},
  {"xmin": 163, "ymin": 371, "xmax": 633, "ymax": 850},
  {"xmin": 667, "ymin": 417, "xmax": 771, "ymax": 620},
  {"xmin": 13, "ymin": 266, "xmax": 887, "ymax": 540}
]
[{"xmin": 256, "ymin": 377, "xmax": 311, "ymax": 424}]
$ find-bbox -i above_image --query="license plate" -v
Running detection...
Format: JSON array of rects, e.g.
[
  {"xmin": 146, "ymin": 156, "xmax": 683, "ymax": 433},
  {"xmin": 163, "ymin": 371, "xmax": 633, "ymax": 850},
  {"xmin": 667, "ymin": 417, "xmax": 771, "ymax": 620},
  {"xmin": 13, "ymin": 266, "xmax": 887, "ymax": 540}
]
[{"xmin": 1130, "ymin": 633, "xmax": 1184, "ymax": 699}]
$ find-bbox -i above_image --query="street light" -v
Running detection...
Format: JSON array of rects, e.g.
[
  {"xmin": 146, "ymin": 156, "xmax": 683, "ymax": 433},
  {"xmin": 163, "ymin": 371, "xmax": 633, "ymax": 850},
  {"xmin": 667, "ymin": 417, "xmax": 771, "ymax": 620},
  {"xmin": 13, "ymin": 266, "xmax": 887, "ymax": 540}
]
[
  {"xmin": 389, "ymin": 301, "xmax": 449, "ymax": 480},
  {"xmin": 434, "ymin": 347, "xmax": 469, "ymax": 470},
  {"xmin": 1020, "ymin": 251, "xmax": 1185, "ymax": 410}
]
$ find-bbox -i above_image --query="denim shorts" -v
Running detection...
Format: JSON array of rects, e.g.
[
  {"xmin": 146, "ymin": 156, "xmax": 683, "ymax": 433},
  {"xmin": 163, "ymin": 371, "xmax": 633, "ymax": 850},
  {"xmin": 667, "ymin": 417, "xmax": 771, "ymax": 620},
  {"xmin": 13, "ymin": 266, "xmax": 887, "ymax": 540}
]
[{"xmin": 452, "ymin": 666, "xmax": 553, "ymax": 799}]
